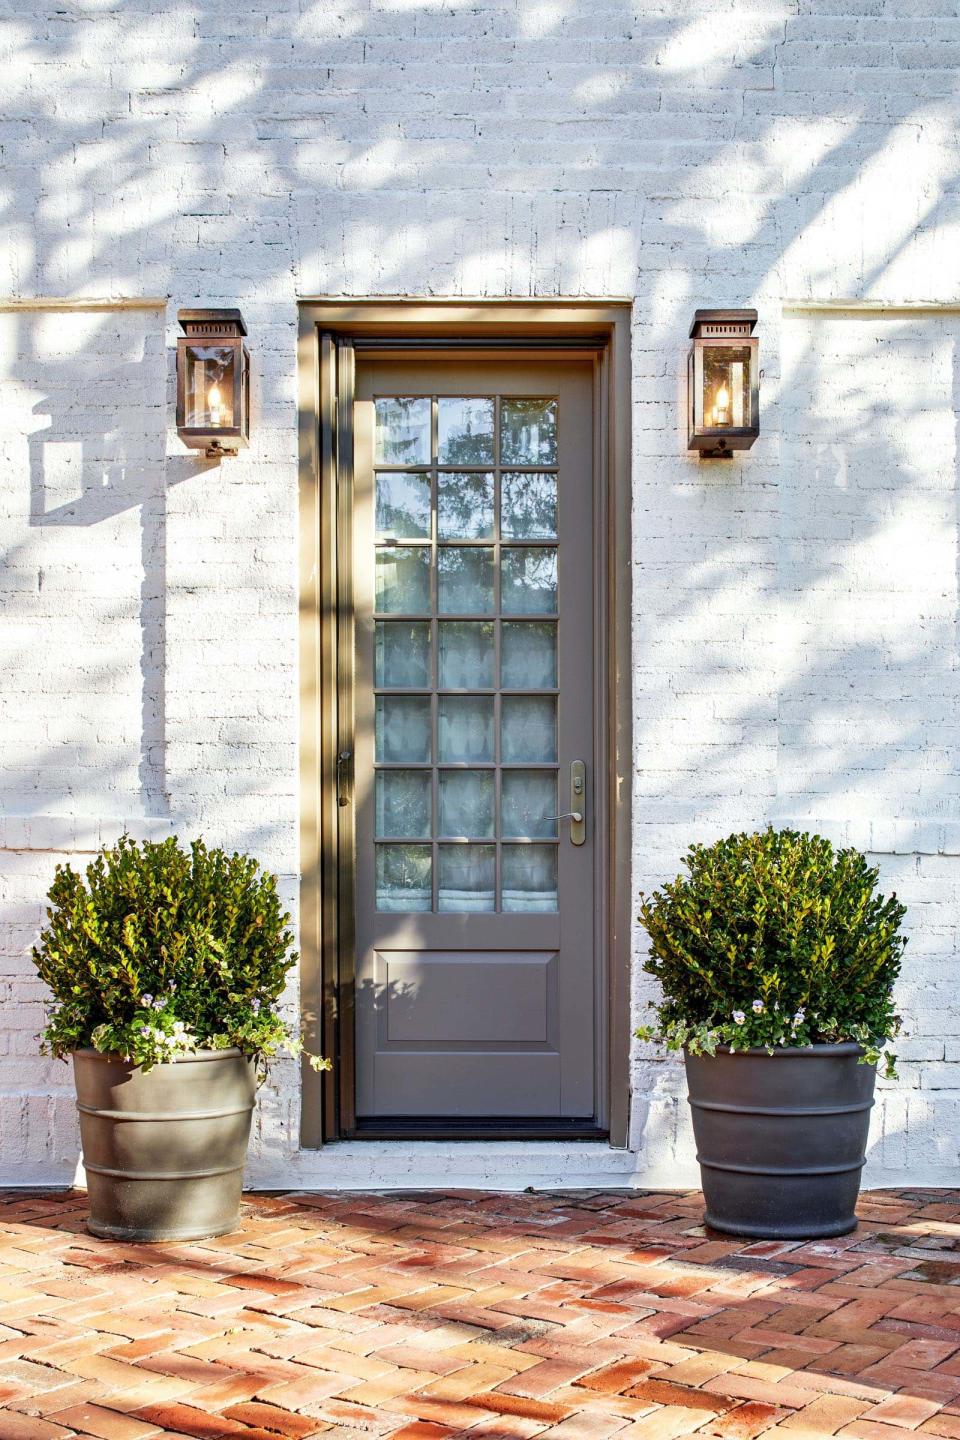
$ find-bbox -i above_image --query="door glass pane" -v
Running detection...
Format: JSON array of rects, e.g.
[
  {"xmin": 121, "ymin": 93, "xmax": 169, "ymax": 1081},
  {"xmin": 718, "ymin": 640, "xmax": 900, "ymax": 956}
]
[
  {"xmin": 439, "ymin": 770, "xmax": 494, "ymax": 838},
  {"xmin": 439, "ymin": 621, "xmax": 494, "ymax": 688},
  {"xmin": 502, "ymin": 845, "xmax": 558, "ymax": 913},
  {"xmin": 375, "ymin": 397, "xmax": 430, "ymax": 465},
  {"xmin": 376, "ymin": 696, "xmax": 431, "ymax": 763},
  {"xmin": 501, "ymin": 771, "xmax": 558, "ymax": 839},
  {"xmin": 438, "ymin": 398, "xmax": 494, "ymax": 464},
  {"xmin": 501, "ymin": 622, "xmax": 557, "ymax": 689},
  {"xmin": 368, "ymin": 388, "xmax": 568, "ymax": 918},
  {"xmin": 501, "ymin": 696, "xmax": 557, "ymax": 763},
  {"xmin": 438, "ymin": 547, "xmax": 494, "ymax": 614},
  {"xmin": 438, "ymin": 845, "xmax": 495, "ymax": 913},
  {"xmin": 502, "ymin": 472, "xmax": 557, "ymax": 539},
  {"xmin": 500, "ymin": 398, "xmax": 558, "ymax": 465},
  {"xmin": 502, "ymin": 547, "xmax": 558, "ymax": 615},
  {"xmin": 376, "ymin": 548, "xmax": 431, "ymax": 614},
  {"xmin": 376, "ymin": 622, "xmax": 431, "ymax": 687},
  {"xmin": 376, "ymin": 770, "xmax": 431, "ymax": 838},
  {"xmin": 376, "ymin": 472, "xmax": 431, "ymax": 540},
  {"xmin": 376, "ymin": 845, "xmax": 432, "ymax": 912},
  {"xmin": 438, "ymin": 472, "xmax": 494, "ymax": 540},
  {"xmin": 438, "ymin": 695, "xmax": 494, "ymax": 763}
]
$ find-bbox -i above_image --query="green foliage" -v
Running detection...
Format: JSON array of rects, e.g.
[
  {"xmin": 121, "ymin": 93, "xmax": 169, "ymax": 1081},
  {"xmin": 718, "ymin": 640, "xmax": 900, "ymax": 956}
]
[
  {"xmin": 32, "ymin": 835, "xmax": 332, "ymax": 1074},
  {"xmin": 636, "ymin": 828, "xmax": 906, "ymax": 1078}
]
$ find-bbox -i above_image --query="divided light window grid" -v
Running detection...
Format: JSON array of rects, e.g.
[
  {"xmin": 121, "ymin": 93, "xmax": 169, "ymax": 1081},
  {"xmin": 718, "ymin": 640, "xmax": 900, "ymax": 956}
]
[{"xmin": 373, "ymin": 393, "xmax": 560, "ymax": 915}]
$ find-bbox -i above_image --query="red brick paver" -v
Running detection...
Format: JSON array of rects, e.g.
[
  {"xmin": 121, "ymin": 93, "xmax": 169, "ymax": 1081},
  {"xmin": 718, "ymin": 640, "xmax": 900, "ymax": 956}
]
[{"xmin": 1, "ymin": 1189, "xmax": 960, "ymax": 1438}]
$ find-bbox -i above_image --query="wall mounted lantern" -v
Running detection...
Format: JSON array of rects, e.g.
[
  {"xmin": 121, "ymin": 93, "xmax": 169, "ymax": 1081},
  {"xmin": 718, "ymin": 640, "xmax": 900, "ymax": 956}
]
[
  {"xmin": 176, "ymin": 309, "xmax": 250, "ymax": 457},
  {"xmin": 688, "ymin": 308, "xmax": 759, "ymax": 457}
]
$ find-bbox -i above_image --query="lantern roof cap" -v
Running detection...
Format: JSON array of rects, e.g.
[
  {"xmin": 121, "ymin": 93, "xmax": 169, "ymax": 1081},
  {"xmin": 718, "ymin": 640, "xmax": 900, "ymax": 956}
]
[
  {"xmin": 178, "ymin": 308, "xmax": 247, "ymax": 337},
  {"xmin": 689, "ymin": 308, "xmax": 758, "ymax": 339}
]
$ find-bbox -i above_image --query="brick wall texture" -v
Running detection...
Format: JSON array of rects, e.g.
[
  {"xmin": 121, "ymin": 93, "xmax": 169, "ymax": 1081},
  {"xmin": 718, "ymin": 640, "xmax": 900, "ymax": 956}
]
[{"xmin": 1, "ymin": 0, "xmax": 959, "ymax": 1186}]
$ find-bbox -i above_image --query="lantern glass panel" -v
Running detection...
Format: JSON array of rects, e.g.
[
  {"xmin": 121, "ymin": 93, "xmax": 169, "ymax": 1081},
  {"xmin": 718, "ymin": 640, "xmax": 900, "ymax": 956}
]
[
  {"xmin": 703, "ymin": 344, "xmax": 752, "ymax": 429},
  {"xmin": 184, "ymin": 344, "xmax": 236, "ymax": 429}
]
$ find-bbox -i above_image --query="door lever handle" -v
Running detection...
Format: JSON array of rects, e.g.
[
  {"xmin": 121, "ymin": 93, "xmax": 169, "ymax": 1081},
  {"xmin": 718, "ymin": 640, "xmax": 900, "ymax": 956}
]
[
  {"xmin": 546, "ymin": 811, "xmax": 583, "ymax": 825},
  {"xmin": 567, "ymin": 762, "xmax": 587, "ymax": 845}
]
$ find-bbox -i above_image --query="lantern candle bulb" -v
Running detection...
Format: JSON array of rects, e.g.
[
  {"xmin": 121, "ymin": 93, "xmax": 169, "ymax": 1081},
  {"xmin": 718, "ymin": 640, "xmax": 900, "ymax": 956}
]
[
  {"xmin": 713, "ymin": 383, "xmax": 730, "ymax": 426},
  {"xmin": 208, "ymin": 384, "xmax": 224, "ymax": 426}
]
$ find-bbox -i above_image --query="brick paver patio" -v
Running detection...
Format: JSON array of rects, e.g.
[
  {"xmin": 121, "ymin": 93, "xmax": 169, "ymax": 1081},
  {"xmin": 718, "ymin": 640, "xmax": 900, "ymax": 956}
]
[{"xmin": 2, "ymin": 1190, "xmax": 960, "ymax": 1440}]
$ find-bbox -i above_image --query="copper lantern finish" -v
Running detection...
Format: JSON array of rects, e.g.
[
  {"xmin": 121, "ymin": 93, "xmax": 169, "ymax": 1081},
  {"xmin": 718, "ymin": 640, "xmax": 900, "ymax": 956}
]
[
  {"xmin": 176, "ymin": 308, "xmax": 250, "ymax": 457},
  {"xmin": 687, "ymin": 308, "xmax": 759, "ymax": 457}
]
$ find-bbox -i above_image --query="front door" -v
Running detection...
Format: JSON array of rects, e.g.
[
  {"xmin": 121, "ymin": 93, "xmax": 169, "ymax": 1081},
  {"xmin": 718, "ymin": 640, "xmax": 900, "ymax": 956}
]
[{"xmin": 351, "ymin": 352, "xmax": 600, "ymax": 1130}]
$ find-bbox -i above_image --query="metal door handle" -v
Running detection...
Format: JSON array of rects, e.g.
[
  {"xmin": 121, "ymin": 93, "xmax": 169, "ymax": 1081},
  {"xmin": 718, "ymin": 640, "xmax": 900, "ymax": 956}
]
[
  {"xmin": 568, "ymin": 762, "xmax": 586, "ymax": 845},
  {"xmin": 337, "ymin": 750, "xmax": 352, "ymax": 807},
  {"xmin": 547, "ymin": 811, "xmax": 583, "ymax": 825}
]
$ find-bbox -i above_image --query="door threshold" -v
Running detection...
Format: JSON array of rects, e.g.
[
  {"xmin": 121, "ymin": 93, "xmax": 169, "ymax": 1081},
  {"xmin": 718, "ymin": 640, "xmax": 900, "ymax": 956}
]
[{"xmin": 348, "ymin": 1117, "xmax": 609, "ymax": 1142}]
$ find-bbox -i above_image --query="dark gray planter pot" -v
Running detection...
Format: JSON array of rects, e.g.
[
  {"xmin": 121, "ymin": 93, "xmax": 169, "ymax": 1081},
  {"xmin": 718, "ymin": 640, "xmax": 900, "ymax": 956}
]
[
  {"xmin": 685, "ymin": 1043, "xmax": 876, "ymax": 1240},
  {"xmin": 73, "ymin": 1047, "xmax": 256, "ymax": 1243}
]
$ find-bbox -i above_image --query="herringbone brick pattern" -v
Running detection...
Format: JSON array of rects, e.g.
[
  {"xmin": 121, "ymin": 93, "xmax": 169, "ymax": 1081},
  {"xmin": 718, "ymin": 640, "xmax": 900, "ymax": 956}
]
[{"xmin": 1, "ymin": 1191, "xmax": 960, "ymax": 1440}]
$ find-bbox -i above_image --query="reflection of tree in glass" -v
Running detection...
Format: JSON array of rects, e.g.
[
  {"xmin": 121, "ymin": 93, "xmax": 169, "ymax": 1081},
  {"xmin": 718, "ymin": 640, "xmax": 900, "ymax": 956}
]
[
  {"xmin": 501, "ymin": 695, "xmax": 556, "ymax": 762},
  {"xmin": 376, "ymin": 622, "xmax": 431, "ymax": 687},
  {"xmin": 438, "ymin": 472, "xmax": 494, "ymax": 538},
  {"xmin": 438, "ymin": 845, "xmax": 496, "ymax": 912},
  {"xmin": 503, "ymin": 547, "xmax": 557, "ymax": 613},
  {"xmin": 501, "ymin": 623, "xmax": 557, "ymax": 688},
  {"xmin": 376, "ymin": 548, "xmax": 431, "ymax": 613},
  {"xmin": 502, "ymin": 771, "xmax": 558, "ymax": 839},
  {"xmin": 376, "ymin": 845, "xmax": 431, "ymax": 912},
  {"xmin": 376, "ymin": 473, "xmax": 430, "ymax": 537},
  {"xmin": 377, "ymin": 771, "xmax": 431, "ymax": 838},
  {"xmin": 502, "ymin": 472, "xmax": 557, "ymax": 539},
  {"xmin": 439, "ymin": 770, "xmax": 495, "ymax": 837},
  {"xmin": 439, "ymin": 696, "xmax": 494, "ymax": 761},
  {"xmin": 377, "ymin": 696, "xmax": 431, "ymax": 762},
  {"xmin": 439, "ymin": 622, "xmax": 495, "ymax": 687},
  {"xmin": 500, "ymin": 399, "xmax": 558, "ymax": 464},
  {"xmin": 438, "ymin": 399, "xmax": 495, "ymax": 464},
  {"xmin": 438, "ymin": 546, "xmax": 494, "ymax": 613},
  {"xmin": 375, "ymin": 398, "xmax": 430, "ymax": 464}
]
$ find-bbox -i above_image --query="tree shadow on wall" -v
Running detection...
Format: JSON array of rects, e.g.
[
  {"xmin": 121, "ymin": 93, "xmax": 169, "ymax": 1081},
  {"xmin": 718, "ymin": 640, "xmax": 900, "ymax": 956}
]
[{"xmin": 21, "ymin": 311, "xmax": 213, "ymax": 819}]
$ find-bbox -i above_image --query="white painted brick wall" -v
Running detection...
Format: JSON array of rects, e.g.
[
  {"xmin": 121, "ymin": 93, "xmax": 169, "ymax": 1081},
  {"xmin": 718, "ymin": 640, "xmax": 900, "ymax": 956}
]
[{"xmin": 2, "ymin": 0, "xmax": 960, "ymax": 1187}]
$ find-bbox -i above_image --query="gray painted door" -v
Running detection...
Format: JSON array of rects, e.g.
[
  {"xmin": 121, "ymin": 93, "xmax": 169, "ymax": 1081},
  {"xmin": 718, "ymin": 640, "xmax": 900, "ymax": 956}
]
[{"xmin": 352, "ymin": 354, "xmax": 597, "ymax": 1122}]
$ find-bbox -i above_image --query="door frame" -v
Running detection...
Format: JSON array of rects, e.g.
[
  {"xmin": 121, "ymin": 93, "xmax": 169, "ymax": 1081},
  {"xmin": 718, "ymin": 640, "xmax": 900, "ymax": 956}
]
[{"xmin": 298, "ymin": 299, "xmax": 633, "ymax": 1148}]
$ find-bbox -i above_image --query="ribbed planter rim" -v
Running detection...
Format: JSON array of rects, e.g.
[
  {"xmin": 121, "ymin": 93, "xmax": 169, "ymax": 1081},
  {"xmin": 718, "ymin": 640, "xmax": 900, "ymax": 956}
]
[
  {"xmin": 687, "ymin": 1042, "xmax": 866, "ymax": 1059},
  {"xmin": 74, "ymin": 1046, "xmax": 246, "ymax": 1064}
]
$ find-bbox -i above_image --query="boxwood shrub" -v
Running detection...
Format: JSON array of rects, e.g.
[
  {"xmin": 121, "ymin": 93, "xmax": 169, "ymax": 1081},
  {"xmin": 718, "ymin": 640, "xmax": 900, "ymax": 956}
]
[
  {"xmin": 33, "ymin": 834, "xmax": 329, "ymax": 1073},
  {"xmin": 636, "ymin": 828, "xmax": 906, "ymax": 1074}
]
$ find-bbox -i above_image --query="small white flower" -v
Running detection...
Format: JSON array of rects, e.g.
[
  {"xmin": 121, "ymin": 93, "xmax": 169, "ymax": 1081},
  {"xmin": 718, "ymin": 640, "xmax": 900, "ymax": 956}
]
[
  {"xmin": 732, "ymin": 1010, "xmax": 746, "ymax": 1025},
  {"xmin": 140, "ymin": 994, "xmax": 153, "ymax": 1007},
  {"xmin": 152, "ymin": 998, "xmax": 164, "ymax": 1010},
  {"xmin": 752, "ymin": 999, "xmax": 764, "ymax": 1014},
  {"xmin": 792, "ymin": 1008, "xmax": 806, "ymax": 1026}
]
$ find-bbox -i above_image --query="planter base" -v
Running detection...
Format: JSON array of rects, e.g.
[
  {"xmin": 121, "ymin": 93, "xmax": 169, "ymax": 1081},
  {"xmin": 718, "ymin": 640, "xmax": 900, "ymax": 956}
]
[
  {"xmin": 703, "ymin": 1211, "xmax": 859, "ymax": 1240},
  {"xmin": 87, "ymin": 1215, "xmax": 244, "ymax": 1243}
]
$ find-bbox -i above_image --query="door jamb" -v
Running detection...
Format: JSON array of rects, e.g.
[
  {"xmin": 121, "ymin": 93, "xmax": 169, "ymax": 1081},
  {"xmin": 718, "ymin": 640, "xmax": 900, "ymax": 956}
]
[{"xmin": 298, "ymin": 299, "xmax": 633, "ymax": 1149}]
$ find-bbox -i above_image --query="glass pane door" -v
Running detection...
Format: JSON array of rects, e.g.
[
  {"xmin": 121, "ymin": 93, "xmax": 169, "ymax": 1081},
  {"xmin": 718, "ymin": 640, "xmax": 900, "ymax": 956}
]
[{"xmin": 373, "ymin": 393, "xmax": 560, "ymax": 915}]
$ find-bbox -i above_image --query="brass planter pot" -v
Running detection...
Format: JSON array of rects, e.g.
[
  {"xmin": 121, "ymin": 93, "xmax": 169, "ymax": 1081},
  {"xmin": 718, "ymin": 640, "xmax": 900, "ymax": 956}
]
[{"xmin": 73, "ymin": 1047, "xmax": 256, "ymax": 1243}]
